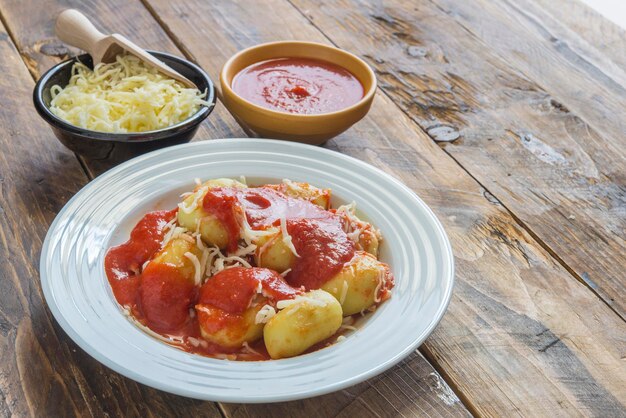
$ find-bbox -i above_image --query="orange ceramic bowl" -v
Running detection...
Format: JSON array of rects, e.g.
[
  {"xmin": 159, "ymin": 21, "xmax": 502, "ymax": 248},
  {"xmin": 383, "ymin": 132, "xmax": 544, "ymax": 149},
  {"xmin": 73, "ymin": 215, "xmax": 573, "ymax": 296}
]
[{"xmin": 220, "ymin": 41, "xmax": 376, "ymax": 145}]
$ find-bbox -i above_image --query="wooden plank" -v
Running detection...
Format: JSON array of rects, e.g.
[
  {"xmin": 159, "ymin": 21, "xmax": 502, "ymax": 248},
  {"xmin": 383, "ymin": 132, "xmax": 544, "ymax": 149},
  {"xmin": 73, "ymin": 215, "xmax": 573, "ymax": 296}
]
[
  {"xmin": 286, "ymin": 0, "xmax": 626, "ymax": 319},
  {"xmin": 429, "ymin": 0, "xmax": 626, "ymax": 148},
  {"xmin": 0, "ymin": 19, "xmax": 223, "ymax": 418},
  {"xmin": 0, "ymin": 0, "xmax": 246, "ymax": 177},
  {"xmin": 141, "ymin": 0, "xmax": 626, "ymax": 416},
  {"xmin": 526, "ymin": 0, "xmax": 626, "ymax": 77},
  {"xmin": 223, "ymin": 351, "xmax": 470, "ymax": 418}
]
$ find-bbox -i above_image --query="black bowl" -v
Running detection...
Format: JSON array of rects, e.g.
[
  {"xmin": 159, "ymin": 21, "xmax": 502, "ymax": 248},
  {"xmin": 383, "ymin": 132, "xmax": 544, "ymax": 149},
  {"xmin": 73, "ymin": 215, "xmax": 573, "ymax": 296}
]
[{"xmin": 33, "ymin": 51, "xmax": 216, "ymax": 160}]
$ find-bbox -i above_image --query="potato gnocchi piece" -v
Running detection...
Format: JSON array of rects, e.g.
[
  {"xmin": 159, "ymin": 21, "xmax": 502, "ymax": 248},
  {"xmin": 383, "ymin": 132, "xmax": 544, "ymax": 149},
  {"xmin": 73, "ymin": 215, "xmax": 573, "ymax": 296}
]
[
  {"xmin": 140, "ymin": 237, "xmax": 203, "ymax": 331},
  {"xmin": 321, "ymin": 251, "xmax": 391, "ymax": 315},
  {"xmin": 254, "ymin": 232, "xmax": 297, "ymax": 273},
  {"xmin": 355, "ymin": 227, "xmax": 379, "ymax": 258},
  {"xmin": 263, "ymin": 290, "xmax": 342, "ymax": 359},
  {"xmin": 267, "ymin": 180, "xmax": 331, "ymax": 209},
  {"xmin": 196, "ymin": 303, "xmax": 265, "ymax": 349},
  {"xmin": 177, "ymin": 178, "xmax": 246, "ymax": 249},
  {"xmin": 336, "ymin": 205, "xmax": 381, "ymax": 257}
]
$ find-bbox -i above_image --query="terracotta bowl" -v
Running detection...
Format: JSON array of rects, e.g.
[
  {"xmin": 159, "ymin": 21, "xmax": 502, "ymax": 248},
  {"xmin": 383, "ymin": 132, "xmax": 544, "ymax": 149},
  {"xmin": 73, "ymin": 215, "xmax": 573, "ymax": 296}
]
[{"xmin": 220, "ymin": 41, "xmax": 376, "ymax": 145}]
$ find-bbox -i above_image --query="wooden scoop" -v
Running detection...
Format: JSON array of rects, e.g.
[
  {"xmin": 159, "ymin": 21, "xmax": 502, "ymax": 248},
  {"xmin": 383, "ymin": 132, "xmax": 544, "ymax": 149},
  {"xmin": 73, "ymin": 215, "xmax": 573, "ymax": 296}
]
[{"xmin": 55, "ymin": 9, "xmax": 195, "ymax": 87}]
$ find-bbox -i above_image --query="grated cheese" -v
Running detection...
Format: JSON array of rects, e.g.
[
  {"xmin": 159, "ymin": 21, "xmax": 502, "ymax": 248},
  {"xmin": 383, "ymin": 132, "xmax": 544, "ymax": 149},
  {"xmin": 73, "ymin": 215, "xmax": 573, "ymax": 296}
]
[
  {"xmin": 280, "ymin": 217, "xmax": 300, "ymax": 257},
  {"xmin": 242, "ymin": 341, "xmax": 260, "ymax": 355},
  {"xmin": 188, "ymin": 336, "xmax": 201, "ymax": 347},
  {"xmin": 374, "ymin": 266, "xmax": 386, "ymax": 303},
  {"xmin": 162, "ymin": 225, "xmax": 189, "ymax": 247},
  {"xmin": 184, "ymin": 251, "xmax": 202, "ymax": 285},
  {"xmin": 180, "ymin": 233, "xmax": 194, "ymax": 243},
  {"xmin": 178, "ymin": 186, "xmax": 208, "ymax": 214},
  {"xmin": 282, "ymin": 178, "xmax": 303, "ymax": 193},
  {"xmin": 240, "ymin": 213, "xmax": 278, "ymax": 246},
  {"xmin": 339, "ymin": 280, "xmax": 349, "ymax": 305},
  {"xmin": 255, "ymin": 304, "xmax": 276, "ymax": 324},
  {"xmin": 49, "ymin": 54, "xmax": 209, "ymax": 133}
]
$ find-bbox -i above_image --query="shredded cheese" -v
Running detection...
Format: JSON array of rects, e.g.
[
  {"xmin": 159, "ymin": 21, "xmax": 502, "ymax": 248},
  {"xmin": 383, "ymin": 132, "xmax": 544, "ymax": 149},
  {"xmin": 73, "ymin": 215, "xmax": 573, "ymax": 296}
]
[
  {"xmin": 184, "ymin": 251, "xmax": 202, "ymax": 285},
  {"xmin": 240, "ymin": 213, "xmax": 278, "ymax": 246},
  {"xmin": 188, "ymin": 336, "xmax": 201, "ymax": 348},
  {"xmin": 49, "ymin": 54, "xmax": 208, "ymax": 133},
  {"xmin": 340, "ymin": 324, "xmax": 358, "ymax": 331},
  {"xmin": 241, "ymin": 341, "xmax": 260, "ymax": 355},
  {"xmin": 339, "ymin": 280, "xmax": 349, "ymax": 305},
  {"xmin": 374, "ymin": 266, "xmax": 386, "ymax": 303},
  {"xmin": 282, "ymin": 178, "xmax": 303, "ymax": 193},
  {"xmin": 280, "ymin": 216, "xmax": 300, "ymax": 257},
  {"xmin": 178, "ymin": 186, "xmax": 208, "ymax": 214},
  {"xmin": 255, "ymin": 304, "xmax": 276, "ymax": 324}
]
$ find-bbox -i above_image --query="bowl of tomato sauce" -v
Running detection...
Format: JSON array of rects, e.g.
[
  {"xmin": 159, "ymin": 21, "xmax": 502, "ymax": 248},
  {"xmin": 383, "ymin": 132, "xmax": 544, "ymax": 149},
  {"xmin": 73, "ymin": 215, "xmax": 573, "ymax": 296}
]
[{"xmin": 220, "ymin": 41, "xmax": 376, "ymax": 145}]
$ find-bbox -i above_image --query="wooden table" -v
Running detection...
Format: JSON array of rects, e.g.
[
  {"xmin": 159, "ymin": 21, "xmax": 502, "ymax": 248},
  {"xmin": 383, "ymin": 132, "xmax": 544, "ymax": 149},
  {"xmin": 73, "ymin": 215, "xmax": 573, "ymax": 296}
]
[{"xmin": 0, "ymin": 0, "xmax": 624, "ymax": 416}]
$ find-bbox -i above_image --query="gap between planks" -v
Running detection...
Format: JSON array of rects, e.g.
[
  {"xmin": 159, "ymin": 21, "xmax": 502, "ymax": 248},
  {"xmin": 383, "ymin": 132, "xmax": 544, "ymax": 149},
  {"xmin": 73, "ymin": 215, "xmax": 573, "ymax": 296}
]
[{"xmin": 284, "ymin": 0, "xmax": 626, "ymax": 326}]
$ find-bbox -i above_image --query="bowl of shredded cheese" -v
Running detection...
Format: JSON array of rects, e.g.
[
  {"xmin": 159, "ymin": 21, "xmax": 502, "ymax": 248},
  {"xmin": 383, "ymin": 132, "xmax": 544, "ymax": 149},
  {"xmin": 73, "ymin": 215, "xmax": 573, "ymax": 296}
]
[{"xmin": 34, "ymin": 51, "xmax": 215, "ymax": 160}]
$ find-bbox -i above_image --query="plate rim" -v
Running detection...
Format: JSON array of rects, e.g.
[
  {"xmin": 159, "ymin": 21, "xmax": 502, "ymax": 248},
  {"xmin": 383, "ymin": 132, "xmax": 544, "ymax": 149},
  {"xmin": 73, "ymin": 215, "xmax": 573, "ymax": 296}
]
[{"xmin": 40, "ymin": 138, "xmax": 455, "ymax": 403}]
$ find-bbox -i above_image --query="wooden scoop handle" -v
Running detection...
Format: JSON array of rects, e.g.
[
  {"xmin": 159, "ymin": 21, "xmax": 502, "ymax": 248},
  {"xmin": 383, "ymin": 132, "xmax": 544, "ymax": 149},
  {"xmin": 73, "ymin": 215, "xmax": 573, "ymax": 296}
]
[{"xmin": 55, "ymin": 9, "xmax": 106, "ymax": 56}]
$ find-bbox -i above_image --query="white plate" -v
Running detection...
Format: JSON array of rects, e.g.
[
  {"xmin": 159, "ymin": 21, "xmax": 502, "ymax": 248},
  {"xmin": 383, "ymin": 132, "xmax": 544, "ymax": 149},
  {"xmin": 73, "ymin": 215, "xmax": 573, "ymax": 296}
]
[{"xmin": 40, "ymin": 138, "xmax": 454, "ymax": 403}]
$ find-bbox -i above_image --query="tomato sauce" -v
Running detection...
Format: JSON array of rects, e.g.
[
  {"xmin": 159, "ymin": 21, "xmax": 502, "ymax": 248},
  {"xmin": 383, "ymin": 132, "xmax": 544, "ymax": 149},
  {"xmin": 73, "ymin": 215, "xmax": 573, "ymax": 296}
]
[
  {"xmin": 232, "ymin": 57, "xmax": 364, "ymax": 114},
  {"xmin": 203, "ymin": 187, "xmax": 355, "ymax": 289},
  {"xmin": 140, "ymin": 262, "xmax": 197, "ymax": 332},
  {"xmin": 104, "ymin": 209, "xmax": 176, "ymax": 306},
  {"xmin": 286, "ymin": 219, "xmax": 354, "ymax": 289},
  {"xmin": 198, "ymin": 267, "xmax": 300, "ymax": 314}
]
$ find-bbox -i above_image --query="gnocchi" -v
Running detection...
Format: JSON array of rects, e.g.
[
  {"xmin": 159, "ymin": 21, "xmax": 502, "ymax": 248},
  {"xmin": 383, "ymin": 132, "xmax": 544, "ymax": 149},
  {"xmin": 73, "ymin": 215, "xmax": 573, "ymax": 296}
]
[
  {"xmin": 263, "ymin": 290, "xmax": 342, "ymax": 359},
  {"xmin": 321, "ymin": 251, "xmax": 392, "ymax": 315},
  {"xmin": 104, "ymin": 178, "xmax": 394, "ymax": 361}
]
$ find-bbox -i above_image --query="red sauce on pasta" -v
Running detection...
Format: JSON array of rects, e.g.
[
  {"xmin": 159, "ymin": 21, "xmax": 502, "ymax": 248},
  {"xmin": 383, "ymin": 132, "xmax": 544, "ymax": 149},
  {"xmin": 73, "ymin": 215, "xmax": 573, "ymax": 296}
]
[
  {"xmin": 198, "ymin": 267, "xmax": 300, "ymax": 314},
  {"xmin": 140, "ymin": 262, "xmax": 197, "ymax": 332},
  {"xmin": 104, "ymin": 209, "xmax": 176, "ymax": 306},
  {"xmin": 232, "ymin": 58, "xmax": 364, "ymax": 114},
  {"xmin": 203, "ymin": 187, "xmax": 355, "ymax": 289}
]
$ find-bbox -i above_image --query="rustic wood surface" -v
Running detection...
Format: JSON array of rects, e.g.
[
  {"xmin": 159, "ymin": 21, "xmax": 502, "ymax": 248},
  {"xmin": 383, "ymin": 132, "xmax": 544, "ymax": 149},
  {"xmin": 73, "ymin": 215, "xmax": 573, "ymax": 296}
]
[
  {"xmin": 0, "ymin": 0, "xmax": 624, "ymax": 417},
  {"xmin": 288, "ymin": 0, "xmax": 626, "ymax": 320}
]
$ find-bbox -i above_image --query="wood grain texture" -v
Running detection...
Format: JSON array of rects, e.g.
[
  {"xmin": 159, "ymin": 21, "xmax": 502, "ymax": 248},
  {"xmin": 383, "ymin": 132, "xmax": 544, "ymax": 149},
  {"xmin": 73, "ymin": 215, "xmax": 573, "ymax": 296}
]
[
  {"xmin": 142, "ymin": 0, "xmax": 626, "ymax": 416},
  {"xmin": 0, "ymin": 0, "xmax": 246, "ymax": 177},
  {"xmin": 222, "ymin": 351, "xmax": 469, "ymax": 418},
  {"xmin": 0, "ymin": 0, "xmax": 468, "ymax": 417},
  {"xmin": 525, "ymin": 0, "xmax": 626, "ymax": 78},
  {"xmin": 0, "ymin": 19, "xmax": 223, "ymax": 418},
  {"xmin": 429, "ymin": 0, "xmax": 626, "ymax": 147},
  {"xmin": 287, "ymin": 0, "xmax": 626, "ymax": 319}
]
